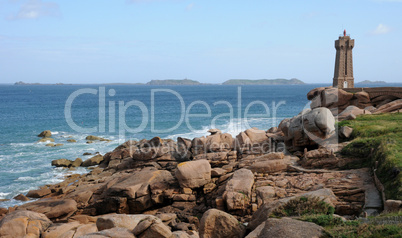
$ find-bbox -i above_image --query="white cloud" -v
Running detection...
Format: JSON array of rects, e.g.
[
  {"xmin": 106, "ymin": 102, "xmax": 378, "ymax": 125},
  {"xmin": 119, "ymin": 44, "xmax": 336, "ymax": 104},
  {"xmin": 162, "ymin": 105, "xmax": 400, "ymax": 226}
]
[
  {"xmin": 186, "ymin": 3, "xmax": 194, "ymax": 11},
  {"xmin": 9, "ymin": 0, "xmax": 60, "ymax": 20},
  {"xmin": 370, "ymin": 24, "xmax": 391, "ymax": 35}
]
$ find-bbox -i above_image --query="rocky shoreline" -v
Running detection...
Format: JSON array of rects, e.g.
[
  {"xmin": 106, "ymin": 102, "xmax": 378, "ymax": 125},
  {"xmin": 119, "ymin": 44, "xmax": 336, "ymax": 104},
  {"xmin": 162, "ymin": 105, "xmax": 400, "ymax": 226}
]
[{"xmin": 0, "ymin": 87, "xmax": 401, "ymax": 238}]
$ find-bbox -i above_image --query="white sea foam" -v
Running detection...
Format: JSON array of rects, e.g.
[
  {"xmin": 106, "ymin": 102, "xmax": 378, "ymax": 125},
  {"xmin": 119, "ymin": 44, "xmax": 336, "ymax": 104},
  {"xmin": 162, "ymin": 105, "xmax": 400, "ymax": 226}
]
[
  {"xmin": 0, "ymin": 192, "xmax": 10, "ymax": 198},
  {"xmin": 10, "ymin": 142, "xmax": 35, "ymax": 147},
  {"xmin": 16, "ymin": 176, "xmax": 36, "ymax": 181},
  {"xmin": 166, "ymin": 118, "xmax": 272, "ymax": 140}
]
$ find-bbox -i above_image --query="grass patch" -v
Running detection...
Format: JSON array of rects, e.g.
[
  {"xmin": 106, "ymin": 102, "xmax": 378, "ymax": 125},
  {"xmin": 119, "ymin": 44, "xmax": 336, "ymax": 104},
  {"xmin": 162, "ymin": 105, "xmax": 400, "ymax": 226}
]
[
  {"xmin": 300, "ymin": 214, "xmax": 402, "ymax": 238},
  {"xmin": 327, "ymin": 223, "xmax": 402, "ymax": 238},
  {"xmin": 300, "ymin": 214, "xmax": 346, "ymax": 227},
  {"xmin": 271, "ymin": 196, "xmax": 334, "ymax": 217},
  {"xmin": 339, "ymin": 113, "xmax": 402, "ymax": 200}
]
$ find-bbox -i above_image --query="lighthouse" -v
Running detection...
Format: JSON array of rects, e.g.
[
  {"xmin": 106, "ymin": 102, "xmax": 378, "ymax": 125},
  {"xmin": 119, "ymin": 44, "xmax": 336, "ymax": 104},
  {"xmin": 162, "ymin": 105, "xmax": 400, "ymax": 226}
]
[{"xmin": 333, "ymin": 30, "xmax": 355, "ymax": 88}]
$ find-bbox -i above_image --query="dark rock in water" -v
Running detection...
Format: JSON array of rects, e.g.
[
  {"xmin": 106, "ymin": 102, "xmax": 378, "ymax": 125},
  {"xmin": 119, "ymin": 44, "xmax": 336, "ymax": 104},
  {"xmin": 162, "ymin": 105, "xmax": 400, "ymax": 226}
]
[
  {"xmin": 86, "ymin": 135, "xmax": 111, "ymax": 142},
  {"xmin": 71, "ymin": 158, "xmax": 83, "ymax": 167},
  {"xmin": 86, "ymin": 135, "xmax": 102, "ymax": 140},
  {"xmin": 0, "ymin": 210, "xmax": 52, "ymax": 238},
  {"xmin": 38, "ymin": 138, "xmax": 55, "ymax": 143},
  {"xmin": 52, "ymin": 158, "xmax": 72, "ymax": 167},
  {"xmin": 45, "ymin": 143, "xmax": 63, "ymax": 147},
  {"xmin": 13, "ymin": 194, "xmax": 30, "ymax": 201},
  {"xmin": 199, "ymin": 209, "xmax": 245, "ymax": 238},
  {"xmin": 38, "ymin": 130, "xmax": 52, "ymax": 137},
  {"xmin": 52, "ymin": 158, "xmax": 83, "ymax": 168},
  {"xmin": 83, "ymin": 152, "xmax": 92, "ymax": 155},
  {"xmin": 67, "ymin": 139, "xmax": 77, "ymax": 143},
  {"xmin": 82, "ymin": 154, "xmax": 104, "ymax": 167}
]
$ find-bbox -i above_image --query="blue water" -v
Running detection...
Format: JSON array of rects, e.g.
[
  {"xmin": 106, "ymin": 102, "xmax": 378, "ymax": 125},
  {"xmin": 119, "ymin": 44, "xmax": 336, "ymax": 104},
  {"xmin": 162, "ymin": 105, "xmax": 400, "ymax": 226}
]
[{"xmin": 0, "ymin": 83, "xmax": 397, "ymax": 207}]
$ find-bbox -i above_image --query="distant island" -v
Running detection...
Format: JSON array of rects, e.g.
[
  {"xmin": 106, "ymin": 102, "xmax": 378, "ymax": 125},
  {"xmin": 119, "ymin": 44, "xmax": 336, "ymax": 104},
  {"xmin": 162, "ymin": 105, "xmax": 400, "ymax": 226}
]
[
  {"xmin": 14, "ymin": 81, "xmax": 70, "ymax": 85},
  {"xmin": 102, "ymin": 83, "xmax": 145, "ymax": 86},
  {"xmin": 356, "ymin": 80, "xmax": 387, "ymax": 84},
  {"xmin": 146, "ymin": 79, "xmax": 201, "ymax": 85},
  {"xmin": 222, "ymin": 78, "xmax": 305, "ymax": 85},
  {"xmin": 13, "ymin": 78, "xmax": 307, "ymax": 86}
]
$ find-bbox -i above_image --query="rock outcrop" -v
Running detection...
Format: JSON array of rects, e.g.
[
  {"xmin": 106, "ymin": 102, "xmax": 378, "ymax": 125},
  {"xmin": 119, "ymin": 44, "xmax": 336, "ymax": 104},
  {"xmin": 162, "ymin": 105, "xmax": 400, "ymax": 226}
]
[
  {"xmin": 373, "ymin": 99, "xmax": 402, "ymax": 114},
  {"xmin": 246, "ymin": 217, "xmax": 325, "ymax": 238},
  {"xmin": 82, "ymin": 154, "xmax": 104, "ymax": 167},
  {"xmin": 0, "ymin": 210, "xmax": 52, "ymax": 238},
  {"xmin": 132, "ymin": 216, "xmax": 172, "ymax": 238},
  {"xmin": 223, "ymin": 169, "xmax": 254, "ymax": 212},
  {"xmin": 42, "ymin": 221, "xmax": 97, "ymax": 238},
  {"xmin": 38, "ymin": 130, "xmax": 52, "ymax": 137},
  {"xmin": 307, "ymin": 86, "xmax": 402, "ymax": 117},
  {"xmin": 199, "ymin": 209, "xmax": 245, "ymax": 238},
  {"xmin": 337, "ymin": 105, "xmax": 371, "ymax": 121},
  {"xmin": 51, "ymin": 158, "xmax": 83, "ymax": 167},
  {"xmin": 18, "ymin": 198, "xmax": 78, "ymax": 220},
  {"xmin": 279, "ymin": 107, "xmax": 335, "ymax": 150},
  {"xmin": 176, "ymin": 160, "xmax": 211, "ymax": 189},
  {"xmin": 86, "ymin": 135, "xmax": 111, "ymax": 142}
]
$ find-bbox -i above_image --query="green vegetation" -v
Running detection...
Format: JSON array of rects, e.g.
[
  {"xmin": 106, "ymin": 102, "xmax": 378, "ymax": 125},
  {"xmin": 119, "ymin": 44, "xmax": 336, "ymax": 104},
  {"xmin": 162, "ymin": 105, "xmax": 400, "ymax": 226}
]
[
  {"xmin": 222, "ymin": 78, "xmax": 305, "ymax": 85},
  {"xmin": 300, "ymin": 214, "xmax": 347, "ymax": 227},
  {"xmin": 271, "ymin": 196, "xmax": 334, "ymax": 217},
  {"xmin": 339, "ymin": 113, "xmax": 402, "ymax": 200},
  {"xmin": 328, "ymin": 223, "xmax": 402, "ymax": 238},
  {"xmin": 146, "ymin": 79, "xmax": 201, "ymax": 85},
  {"xmin": 300, "ymin": 212, "xmax": 402, "ymax": 238}
]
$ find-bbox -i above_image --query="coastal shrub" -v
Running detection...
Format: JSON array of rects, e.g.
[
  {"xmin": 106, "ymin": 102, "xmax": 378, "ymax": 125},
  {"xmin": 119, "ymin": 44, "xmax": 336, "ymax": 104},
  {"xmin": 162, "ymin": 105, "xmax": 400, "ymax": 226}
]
[
  {"xmin": 327, "ymin": 222, "xmax": 402, "ymax": 238},
  {"xmin": 271, "ymin": 196, "xmax": 334, "ymax": 217},
  {"xmin": 300, "ymin": 214, "xmax": 344, "ymax": 227},
  {"xmin": 338, "ymin": 113, "xmax": 402, "ymax": 200},
  {"xmin": 319, "ymin": 211, "xmax": 402, "ymax": 238}
]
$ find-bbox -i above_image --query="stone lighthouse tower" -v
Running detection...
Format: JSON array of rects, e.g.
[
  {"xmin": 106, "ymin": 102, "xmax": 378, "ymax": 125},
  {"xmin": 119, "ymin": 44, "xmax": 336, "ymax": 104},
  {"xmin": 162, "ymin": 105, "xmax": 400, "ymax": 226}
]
[{"xmin": 333, "ymin": 30, "xmax": 354, "ymax": 88}]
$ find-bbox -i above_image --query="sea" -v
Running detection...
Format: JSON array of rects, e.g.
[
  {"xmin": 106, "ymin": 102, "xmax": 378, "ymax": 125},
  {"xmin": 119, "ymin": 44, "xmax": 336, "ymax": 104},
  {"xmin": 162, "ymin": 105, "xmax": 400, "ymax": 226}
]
[{"xmin": 0, "ymin": 83, "xmax": 398, "ymax": 208}]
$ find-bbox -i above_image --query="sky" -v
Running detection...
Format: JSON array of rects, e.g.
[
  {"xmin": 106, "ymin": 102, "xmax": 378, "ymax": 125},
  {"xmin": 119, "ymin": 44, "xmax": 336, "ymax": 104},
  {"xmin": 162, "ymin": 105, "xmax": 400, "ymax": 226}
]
[{"xmin": 0, "ymin": 0, "xmax": 401, "ymax": 84}]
